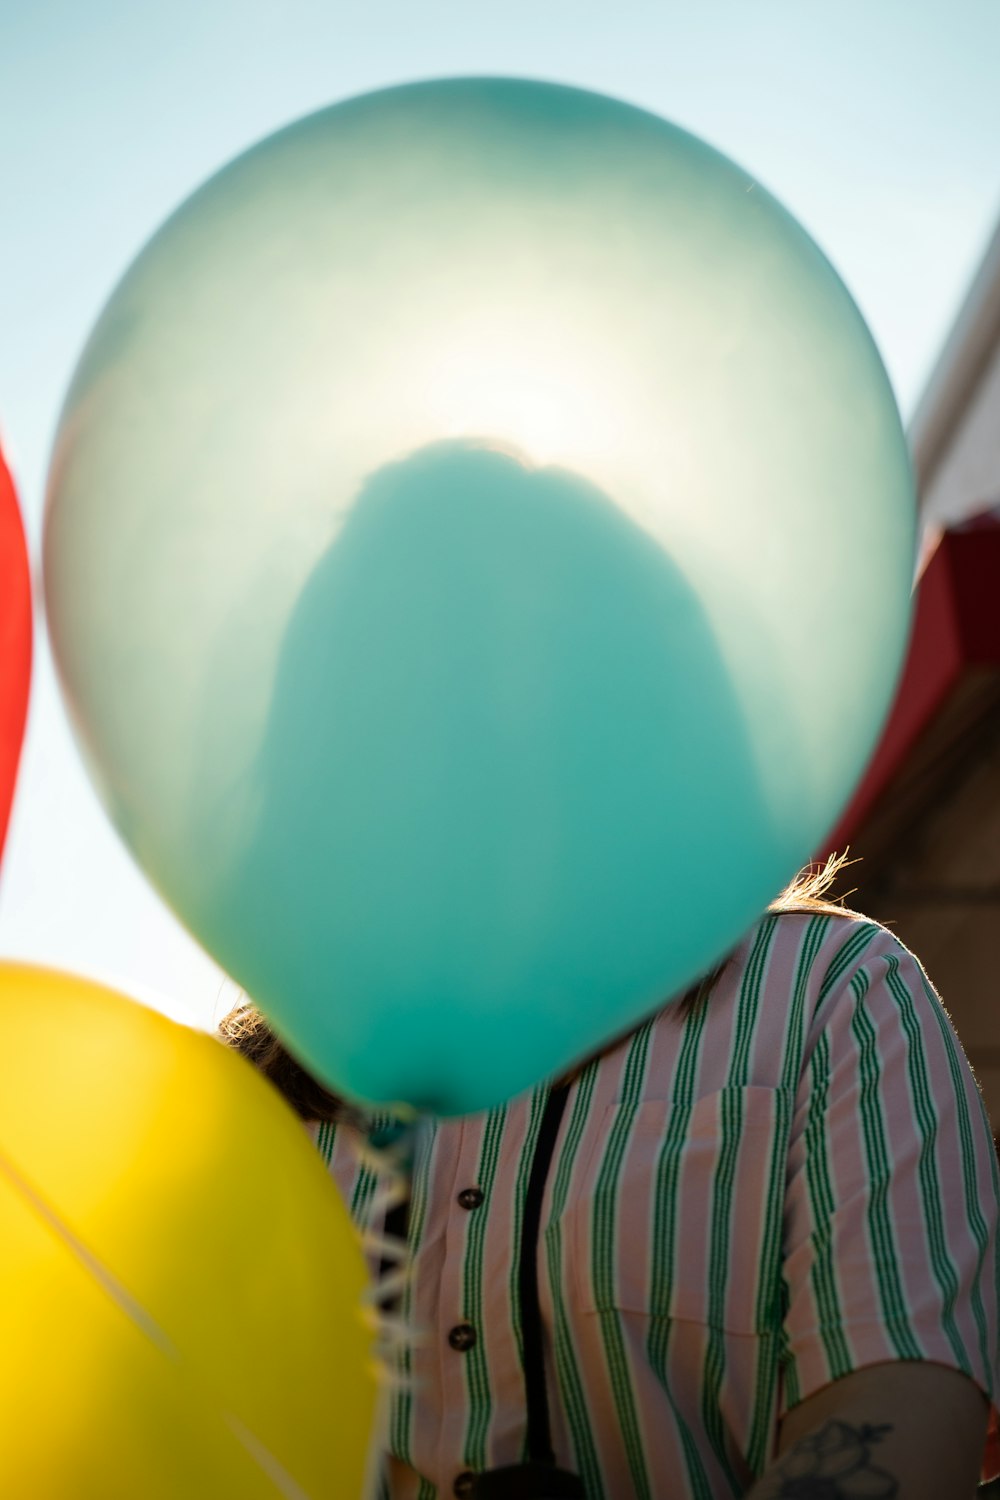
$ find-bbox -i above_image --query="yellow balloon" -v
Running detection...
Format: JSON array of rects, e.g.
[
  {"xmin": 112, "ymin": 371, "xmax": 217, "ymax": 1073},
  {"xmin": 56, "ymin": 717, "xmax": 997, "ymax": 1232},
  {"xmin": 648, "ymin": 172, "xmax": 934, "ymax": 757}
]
[{"xmin": 0, "ymin": 963, "xmax": 377, "ymax": 1497}]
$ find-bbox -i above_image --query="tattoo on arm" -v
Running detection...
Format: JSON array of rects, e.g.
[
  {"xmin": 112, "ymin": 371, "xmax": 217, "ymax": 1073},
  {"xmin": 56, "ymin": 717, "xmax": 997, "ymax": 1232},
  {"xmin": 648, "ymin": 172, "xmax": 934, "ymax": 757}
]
[{"xmin": 764, "ymin": 1419, "xmax": 898, "ymax": 1498}]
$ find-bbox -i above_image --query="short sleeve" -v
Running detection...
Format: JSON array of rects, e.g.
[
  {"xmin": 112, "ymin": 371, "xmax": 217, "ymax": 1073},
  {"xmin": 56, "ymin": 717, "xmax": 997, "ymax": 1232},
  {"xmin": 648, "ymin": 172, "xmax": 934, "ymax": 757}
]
[{"xmin": 779, "ymin": 922, "xmax": 1000, "ymax": 1459}]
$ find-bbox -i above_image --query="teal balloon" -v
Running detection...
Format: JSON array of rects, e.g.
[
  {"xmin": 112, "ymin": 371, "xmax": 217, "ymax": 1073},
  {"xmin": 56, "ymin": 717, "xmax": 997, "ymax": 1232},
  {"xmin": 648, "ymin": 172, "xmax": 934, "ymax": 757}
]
[{"xmin": 43, "ymin": 79, "xmax": 915, "ymax": 1115}]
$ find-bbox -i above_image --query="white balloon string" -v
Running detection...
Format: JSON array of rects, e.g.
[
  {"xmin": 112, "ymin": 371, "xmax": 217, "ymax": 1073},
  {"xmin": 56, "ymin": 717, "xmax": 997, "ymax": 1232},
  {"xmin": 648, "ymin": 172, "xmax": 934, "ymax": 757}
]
[
  {"xmin": 0, "ymin": 1146, "xmax": 178, "ymax": 1358},
  {"xmin": 351, "ymin": 1118, "xmax": 423, "ymax": 1395},
  {"xmin": 1, "ymin": 1147, "xmax": 320, "ymax": 1497},
  {"xmin": 220, "ymin": 1413, "xmax": 316, "ymax": 1500}
]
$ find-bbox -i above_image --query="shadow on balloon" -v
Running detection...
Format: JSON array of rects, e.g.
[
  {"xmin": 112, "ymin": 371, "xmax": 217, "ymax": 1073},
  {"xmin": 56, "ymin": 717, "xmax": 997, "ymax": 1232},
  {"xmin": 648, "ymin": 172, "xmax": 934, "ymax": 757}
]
[{"xmin": 196, "ymin": 441, "xmax": 782, "ymax": 1115}]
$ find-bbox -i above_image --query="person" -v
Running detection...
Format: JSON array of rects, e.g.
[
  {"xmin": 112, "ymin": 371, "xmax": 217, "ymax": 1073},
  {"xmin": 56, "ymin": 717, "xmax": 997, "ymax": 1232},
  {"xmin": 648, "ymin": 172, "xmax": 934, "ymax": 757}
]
[{"xmin": 220, "ymin": 858, "xmax": 1000, "ymax": 1498}]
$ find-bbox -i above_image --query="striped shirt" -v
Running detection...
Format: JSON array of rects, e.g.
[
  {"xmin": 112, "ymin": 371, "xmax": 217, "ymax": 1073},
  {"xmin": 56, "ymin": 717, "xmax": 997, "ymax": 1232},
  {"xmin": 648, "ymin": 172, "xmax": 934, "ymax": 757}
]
[{"xmin": 316, "ymin": 912, "xmax": 1000, "ymax": 1498}]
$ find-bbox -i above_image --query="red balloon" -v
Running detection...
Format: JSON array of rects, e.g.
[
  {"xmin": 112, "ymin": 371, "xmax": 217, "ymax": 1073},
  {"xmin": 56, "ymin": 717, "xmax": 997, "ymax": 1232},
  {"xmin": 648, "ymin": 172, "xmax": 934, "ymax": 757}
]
[{"xmin": 0, "ymin": 444, "xmax": 31, "ymax": 866}]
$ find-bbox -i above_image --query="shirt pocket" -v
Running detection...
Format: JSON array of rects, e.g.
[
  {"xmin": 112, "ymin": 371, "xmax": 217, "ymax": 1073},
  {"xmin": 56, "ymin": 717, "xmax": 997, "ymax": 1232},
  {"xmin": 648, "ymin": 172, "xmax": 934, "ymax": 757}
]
[{"xmin": 561, "ymin": 1085, "xmax": 792, "ymax": 1335}]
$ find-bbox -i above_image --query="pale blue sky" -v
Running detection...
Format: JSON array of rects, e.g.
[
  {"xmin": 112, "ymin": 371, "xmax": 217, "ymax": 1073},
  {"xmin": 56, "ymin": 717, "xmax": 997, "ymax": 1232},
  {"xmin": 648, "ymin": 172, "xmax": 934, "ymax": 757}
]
[{"xmin": 1, "ymin": 0, "xmax": 999, "ymax": 1023}]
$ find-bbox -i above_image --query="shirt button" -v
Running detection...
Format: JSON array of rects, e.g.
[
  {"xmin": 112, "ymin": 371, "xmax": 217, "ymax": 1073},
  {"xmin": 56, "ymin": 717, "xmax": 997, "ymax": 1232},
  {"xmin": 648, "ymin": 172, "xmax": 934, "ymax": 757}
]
[
  {"xmin": 453, "ymin": 1472, "xmax": 477, "ymax": 1498},
  {"xmin": 457, "ymin": 1186, "xmax": 484, "ymax": 1210},
  {"xmin": 448, "ymin": 1321, "xmax": 477, "ymax": 1352}
]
